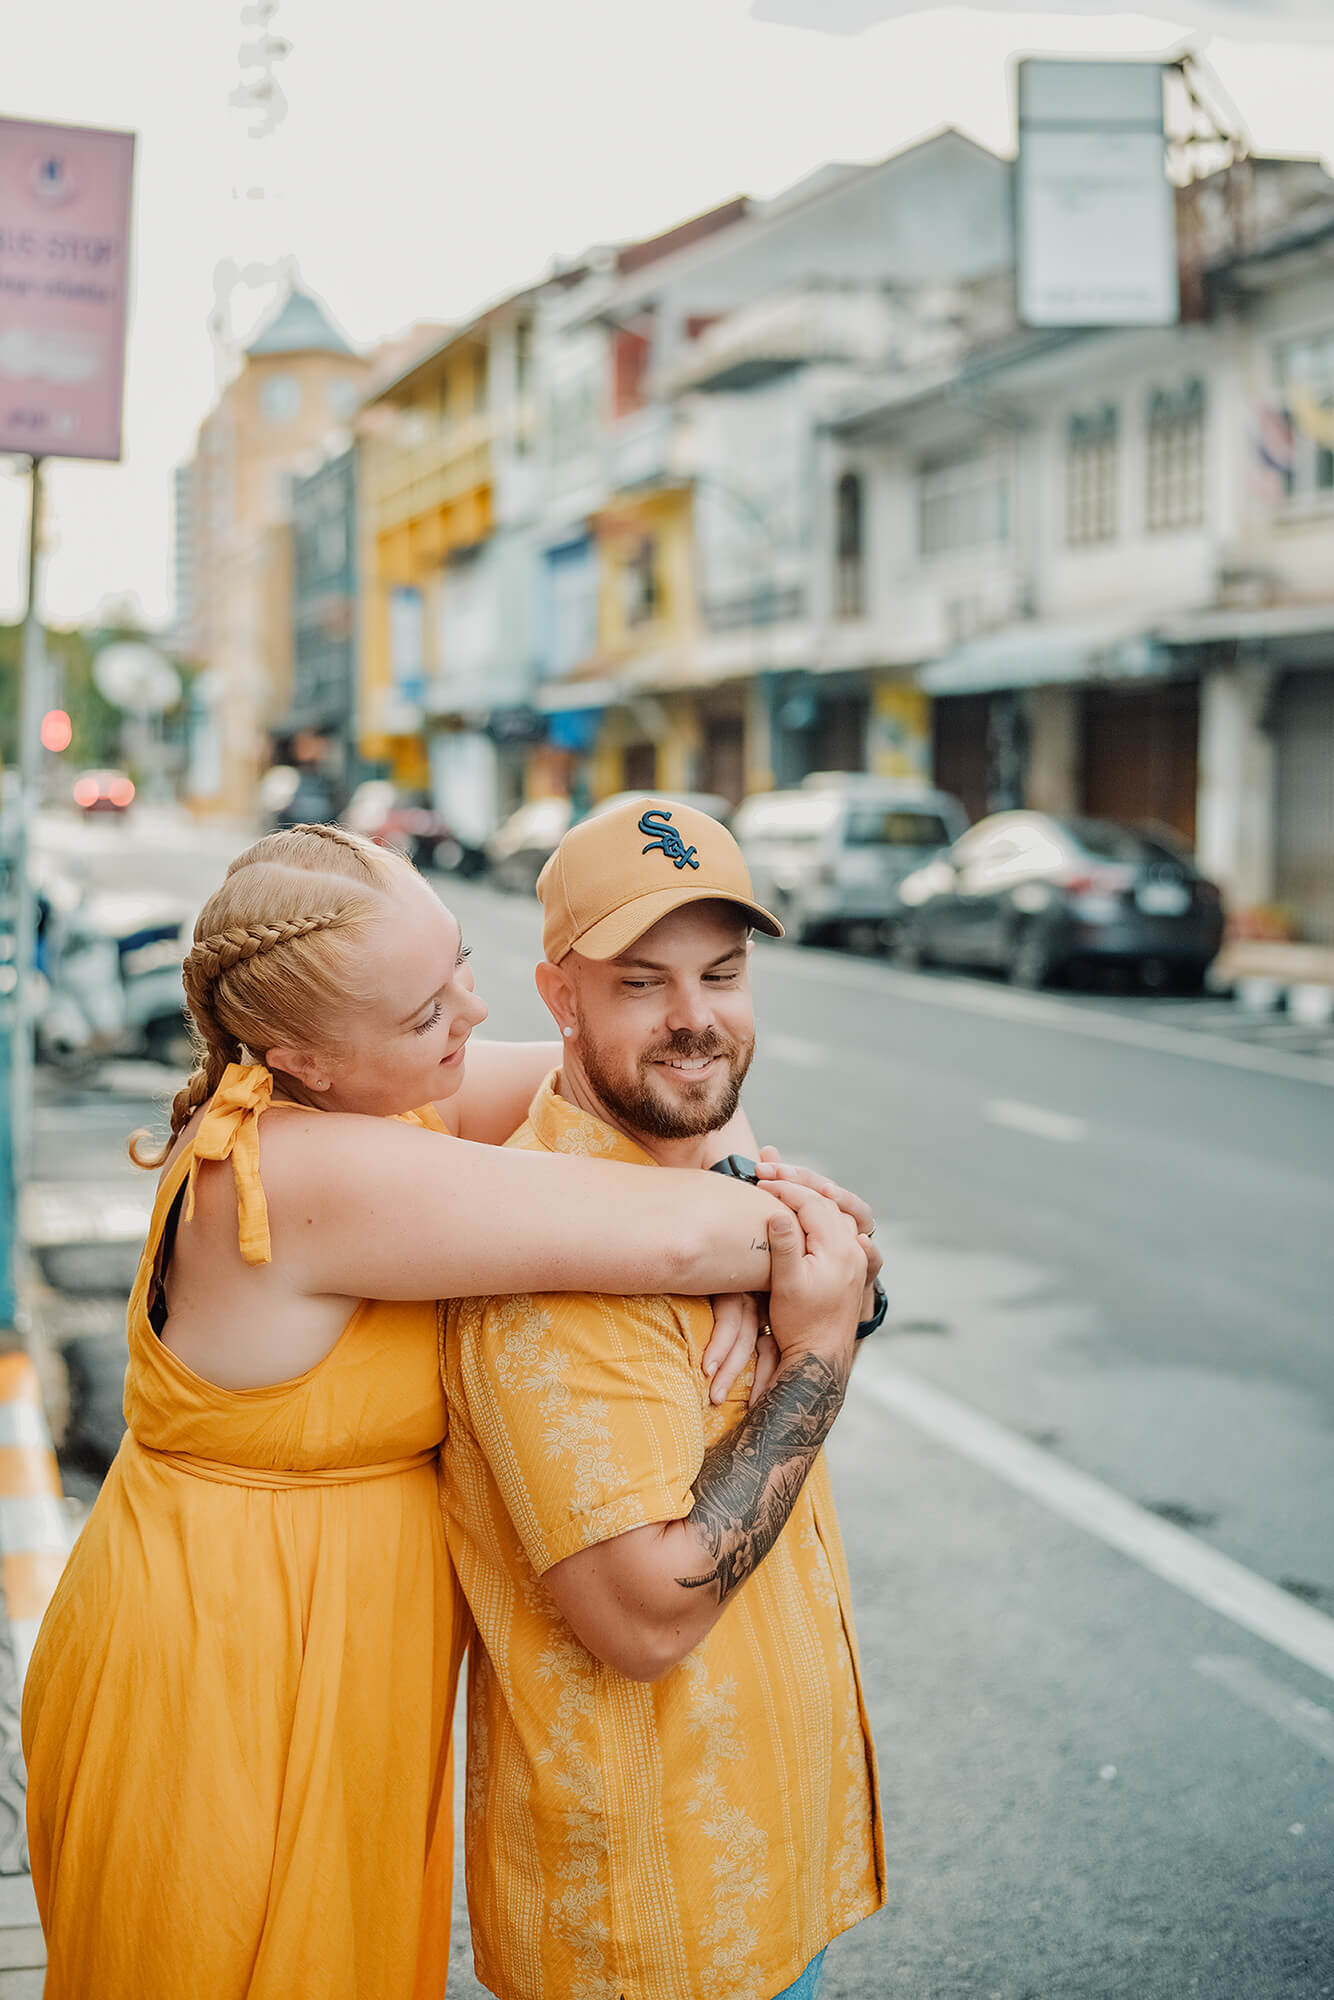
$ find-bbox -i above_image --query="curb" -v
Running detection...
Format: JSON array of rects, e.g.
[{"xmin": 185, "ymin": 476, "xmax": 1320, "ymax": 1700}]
[
  {"xmin": 1232, "ymin": 976, "xmax": 1334, "ymax": 1025},
  {"xmin": 0, "ymin": 1355, "xmax": 70, "ymax": 1687}
]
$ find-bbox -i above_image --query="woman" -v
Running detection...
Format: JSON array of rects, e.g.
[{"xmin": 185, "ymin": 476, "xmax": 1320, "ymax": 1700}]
[{"xmin": 21, "ymin": 823, "xmax": 837, "ymax": 2000}]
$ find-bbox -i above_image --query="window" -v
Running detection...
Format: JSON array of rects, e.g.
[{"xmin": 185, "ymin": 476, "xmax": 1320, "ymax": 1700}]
[
  {"xmin": 1065, "ymin": 405, "xmax": 1119, "ymax": 546},
  {"xmin": 260, "ymin": 374, "xmax": 301, "ymax": 424},
  {"xmin": 612, "ymin": 326, "xmax": 652, "ymax": 418},
  {"xmin": 1276, "ymin": 330, "xmax": 1334, "ymax": 503},
  {"xmin": 622, "ymin": 537, "xmax": 660, "ymax": 626},
  {"xmin": 917, "ymin": 451, "xmax": 1009, "ymax": 558},
  {"xmin": 472, "ymin": 347, "xmax": 489, "ymax": 414},
  {"xmin": 835, "ymin": 472, "xmax": 864, "ymax": 619},
  {"xmin": 1145, "ymin": 379, "xmax": 1205, "ymax": 532},
  {"xmin": 326, "ymin": 378, "xmax": 360, "ymax": 421},
  {"xmin": 844, "ymin": 807, "xmax": 951, "ymax": 849},
  {"xmin": 514, "ymin": 318, "xmax": 533, "ymax": 396}
]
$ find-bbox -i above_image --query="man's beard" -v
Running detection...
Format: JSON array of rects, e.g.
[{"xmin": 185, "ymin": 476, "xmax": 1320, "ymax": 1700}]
[{"xmin": 575, "ymin": 1022, "xmax": 755, "ymax": 1141}]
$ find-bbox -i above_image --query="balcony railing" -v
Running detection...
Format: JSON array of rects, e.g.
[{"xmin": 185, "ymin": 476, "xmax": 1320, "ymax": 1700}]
[{"xmin": 660, "ymin": 288, "xmax": 897, "ymax": 396}]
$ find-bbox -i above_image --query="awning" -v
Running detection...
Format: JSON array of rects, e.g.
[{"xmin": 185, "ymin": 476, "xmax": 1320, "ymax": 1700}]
[
  {"xmin": 534, "ymin": 678, "xmax": 623, "ymax": 714},
  {"xmin": 919, "ymin": 616, "xmax": 1167, "ymax": 697},
  {"xmin": 1155, "ymin": 602, "xmax": 1334, "ymax": 648}
]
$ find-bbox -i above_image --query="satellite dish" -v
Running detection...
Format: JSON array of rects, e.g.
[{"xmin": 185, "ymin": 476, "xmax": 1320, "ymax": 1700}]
[{"xmin": 93, "ymin": 643, "xmax": 182, "ymax": 715}]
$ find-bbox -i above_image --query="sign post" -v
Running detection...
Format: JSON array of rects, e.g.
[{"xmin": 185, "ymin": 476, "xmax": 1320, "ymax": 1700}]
[{"xmin": 0, "ymin": 115, "xmax": 136, "ymax": 1325}]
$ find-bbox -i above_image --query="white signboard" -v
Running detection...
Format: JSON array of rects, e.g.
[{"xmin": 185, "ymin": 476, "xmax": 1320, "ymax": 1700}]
[{"xmin": 1017, "ymin": 60, "xmax": 1178, "ymax": 330}]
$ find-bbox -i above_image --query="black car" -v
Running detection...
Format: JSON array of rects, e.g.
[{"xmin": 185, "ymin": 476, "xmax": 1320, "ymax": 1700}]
[{"xmin": 893, "ymin": 812, "xmax": 1224, "ymax": 991}]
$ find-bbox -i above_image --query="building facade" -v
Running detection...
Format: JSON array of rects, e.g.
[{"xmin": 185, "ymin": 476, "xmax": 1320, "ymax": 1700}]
[
  {"xmin": 286, "ymin": 444, "xmax": 359, "ymax": 797},
  {"xmin": 176, "ymin": 286, "xmax": 368, "ymax": 814}
]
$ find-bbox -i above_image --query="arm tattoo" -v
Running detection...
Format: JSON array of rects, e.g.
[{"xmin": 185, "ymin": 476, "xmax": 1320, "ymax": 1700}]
[{"xmin": 676, "ymin": 1353, "xmax": 845, "ymax": 1605}]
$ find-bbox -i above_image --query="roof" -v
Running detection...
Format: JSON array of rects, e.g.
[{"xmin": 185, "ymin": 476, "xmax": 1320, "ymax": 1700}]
[
  {"xmin": 366, "ymin": 281, "xmax": 542, "ymax": 405},
  {"xmin": 247, "ymin": 287, "xmax": 356, "ymax": 359}
]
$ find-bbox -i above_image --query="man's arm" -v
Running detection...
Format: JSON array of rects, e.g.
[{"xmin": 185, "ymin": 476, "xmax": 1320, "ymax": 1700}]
[
  {"xmin": 541, "ymin": 1200, "xmax": 867, "ymax": 1682},
  {"xmin": 432, "ymin": 1039, "xmax": 561, "ymax": 1143}
]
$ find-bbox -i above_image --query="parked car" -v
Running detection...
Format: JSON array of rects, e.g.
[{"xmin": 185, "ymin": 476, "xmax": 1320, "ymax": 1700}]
[
  {"xmin": 72, "ymin": 769, "xmax": 135, "ymax": 814},
  {"xmin": 587, "ymin": 789, "xmax": 735, "ymax": 829},
  {"xmin": 893, "ymin": 811, "xmax": 1225, "ymax": 990},
  {"xmin": 259, "ymin": 764, "xmax": 337, "ymax": 830},
  {"xmin": 486, "ymin": 796, "xmax": 574, "ymax": 895},
  {"xmin": 342, "ymin": 781, "xmax": 487, "ymax": 875},
  {"xmin": 732, "ymin": 781, "xmax": 969, "ymax": 950}
]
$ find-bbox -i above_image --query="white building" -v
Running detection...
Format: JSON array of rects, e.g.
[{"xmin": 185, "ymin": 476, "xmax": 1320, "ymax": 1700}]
[{"xmin": 827, "ymin": 157, "xmax": 1334, "ymax": 941}]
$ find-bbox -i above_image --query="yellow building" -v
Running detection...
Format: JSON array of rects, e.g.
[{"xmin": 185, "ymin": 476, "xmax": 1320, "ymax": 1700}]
[
  {"xmin": 582, "ymin": 484, "xmax": 705, "ymax": 801},
  {"xmin": 180, "ymin": 287, "xmax": 369, "ymax": 814},
  {"xmin": 358, "ymin": 295, "xmax": 541, "ymax": 792}
]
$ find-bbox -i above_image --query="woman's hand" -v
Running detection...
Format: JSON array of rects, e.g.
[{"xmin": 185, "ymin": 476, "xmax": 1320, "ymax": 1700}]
[
  {"xmin": 755, "ymin": 1149, "xmax": 883, "ymax": 1320},
  {"xmin": 703, "ymin": 1292, "xmax": 780, "ymax": 1408}
]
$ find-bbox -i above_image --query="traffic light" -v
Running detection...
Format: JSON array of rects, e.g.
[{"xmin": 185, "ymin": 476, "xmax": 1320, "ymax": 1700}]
[{"xmin": 40, "ymin": 709, "xmax": 72, "ymax": 753}]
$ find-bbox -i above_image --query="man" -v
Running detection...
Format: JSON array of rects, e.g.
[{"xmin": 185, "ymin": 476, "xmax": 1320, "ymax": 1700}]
[{"xmin": 443, "ymin": 799, "xmax": 885, "ymax": 2000}]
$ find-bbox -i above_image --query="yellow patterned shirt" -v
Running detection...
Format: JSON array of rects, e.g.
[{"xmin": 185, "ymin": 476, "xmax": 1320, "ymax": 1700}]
[{"xmin": 441, "ymin": 1073, "xmax": 884, "ymax": 2000}]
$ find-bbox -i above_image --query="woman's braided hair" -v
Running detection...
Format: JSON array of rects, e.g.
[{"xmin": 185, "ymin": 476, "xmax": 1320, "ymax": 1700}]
[{"xmin": 130, "ymin": 823, "xmax": 413, "ymax": 1167}]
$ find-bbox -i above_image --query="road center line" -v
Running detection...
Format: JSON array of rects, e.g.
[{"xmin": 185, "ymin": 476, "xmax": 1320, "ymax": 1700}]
[
  {"xmin": 1193, "ymin": 1655, "xmax": 1334, "ymax": 1761},
  {"xmin": 854, "ymin": 1356, "xmax": 1334, "ymax": 1686},
  {"xmin": 985, "ymin": 1098, "xmax": 1088, "ymax": 1143}
]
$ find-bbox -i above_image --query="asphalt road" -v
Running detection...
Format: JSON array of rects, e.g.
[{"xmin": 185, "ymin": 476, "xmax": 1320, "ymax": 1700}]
[{"xmin": 28, "ymin": 829, "xmax": 1334, "ymax": 1999}]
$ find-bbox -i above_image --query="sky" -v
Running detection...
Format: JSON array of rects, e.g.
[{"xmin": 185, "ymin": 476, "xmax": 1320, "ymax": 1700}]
[{"xmin": 4, "ymin": 0, "xmax": 1334, "ymax": 633}]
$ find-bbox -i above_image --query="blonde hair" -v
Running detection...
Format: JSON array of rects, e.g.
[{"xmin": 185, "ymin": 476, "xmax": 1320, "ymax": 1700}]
[{"xmin": 130, "ymin": 824, "xmax": 413, "ymax": 1168}]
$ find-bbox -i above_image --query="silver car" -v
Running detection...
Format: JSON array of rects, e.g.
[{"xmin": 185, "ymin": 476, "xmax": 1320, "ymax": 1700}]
[{"xmin": 732, "ymin": 780, "xmax": 969, "ymax": 950}]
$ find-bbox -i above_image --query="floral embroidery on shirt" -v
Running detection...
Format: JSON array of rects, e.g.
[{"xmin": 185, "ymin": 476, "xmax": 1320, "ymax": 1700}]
[
  {"xmin": 681, "ymin": 1651, "xmax": 769, "ymax": 1994},
  {"xmin": 531, "ymin": 1626, "xmax": 613, "ymax": 2000},
  {"xmin": 490, "ymin": 1294, "xmax": 626, "ymax": 1516}
]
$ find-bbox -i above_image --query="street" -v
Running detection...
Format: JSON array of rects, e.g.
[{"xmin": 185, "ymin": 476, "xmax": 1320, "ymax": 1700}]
[{"xmin": 28, "ymin": 828, "xmax": 1334, "ymax": 1999}]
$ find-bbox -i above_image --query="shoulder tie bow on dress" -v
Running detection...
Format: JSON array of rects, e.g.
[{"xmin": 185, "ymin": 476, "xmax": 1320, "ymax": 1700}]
[{"xmin": 183, "ymin": 1063, "xmax": 276, "ymax": 1266}]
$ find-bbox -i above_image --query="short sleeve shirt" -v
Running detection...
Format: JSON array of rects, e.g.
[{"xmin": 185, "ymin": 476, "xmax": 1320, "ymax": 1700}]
[{"xmin": 441, "ymin": 1074, "xmax": 884, "ymax": 2000}]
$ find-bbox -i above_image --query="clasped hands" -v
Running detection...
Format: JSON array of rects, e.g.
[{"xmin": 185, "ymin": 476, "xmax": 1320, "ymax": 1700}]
[{"xmin": 703, "ymin": 1148, "xmax": 884, "ymax": 1407}]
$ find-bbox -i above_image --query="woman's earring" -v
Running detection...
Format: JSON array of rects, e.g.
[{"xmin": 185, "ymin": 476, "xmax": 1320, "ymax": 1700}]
[{"xmin": 562, "ymin": 1026, "xmax": 574, "ymax": 1040}]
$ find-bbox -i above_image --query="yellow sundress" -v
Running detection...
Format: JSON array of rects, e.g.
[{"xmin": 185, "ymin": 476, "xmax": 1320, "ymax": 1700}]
[{"xmin": 22, "ymin": 1063, "xmax": 464, "ymax": 1999}]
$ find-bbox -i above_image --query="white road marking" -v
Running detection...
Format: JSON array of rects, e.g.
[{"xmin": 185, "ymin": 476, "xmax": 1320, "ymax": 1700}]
[
  {"xmin": 765, "ymin": 1032, "xmax": 829, "ymax": 1069},
  {"xmin": 854, "ymin": 1356, "xmax": 1334, "ymax": 1686},
  {"xmin": 770, "ymin": 950, "xmax": 1334, "ymax": 1089},
  {"xmin": 1194, "ymin": 1654, "xmax": 1334, "ymax": 1761},
  {"xmin": 985, "ymin": 1098, "xmax": 1088, "ymax": 1143}
]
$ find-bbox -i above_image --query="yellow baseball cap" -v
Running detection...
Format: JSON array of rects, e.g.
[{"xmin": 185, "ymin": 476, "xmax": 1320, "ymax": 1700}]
[{"xmin": 538, "ymin": 797, "xmax": 784, "ymax": 962}]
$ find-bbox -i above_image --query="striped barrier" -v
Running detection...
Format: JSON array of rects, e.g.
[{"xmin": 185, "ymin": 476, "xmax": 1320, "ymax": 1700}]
[{"xmin": 0, "ymin": 1354, "xmax": 70, "ymax": 1686}]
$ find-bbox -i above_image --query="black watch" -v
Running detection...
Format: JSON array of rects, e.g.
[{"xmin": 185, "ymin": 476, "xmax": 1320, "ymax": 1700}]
[
  {"xmin": 707, "ymin": 1153, "xmax": 761, "ymax": 1186},
  {"xmin": 856, "ymin": 1280, "xmax": 888, "ymax": 1341}
]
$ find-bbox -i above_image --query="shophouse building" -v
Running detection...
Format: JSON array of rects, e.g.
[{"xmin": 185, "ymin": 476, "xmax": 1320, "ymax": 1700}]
[
  {"xmin": 356, "ymin": 287, "xmax": 544, "ymax": 843},
  {"xmin": 543, "ymin": 129, "xmax": 1014, "ymax": 804},
  {"xmin": 828, "ymin": 155, "xmax": 1334, "ymax": 940}
]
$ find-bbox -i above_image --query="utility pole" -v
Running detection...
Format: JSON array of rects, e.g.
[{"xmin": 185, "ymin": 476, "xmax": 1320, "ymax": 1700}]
[
  {"xmin": 1, "ymin": 456, "xmax": 43, "ymax": 1339},
  {"xmin": 11, "ymin": 460, "xmax": 43, "ymax": 1185}
]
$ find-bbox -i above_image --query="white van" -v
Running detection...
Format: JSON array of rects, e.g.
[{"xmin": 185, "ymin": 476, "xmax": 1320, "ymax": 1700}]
[{"xmin": 732, "ymin": 779, "xmax": 969, "ymax": 950}]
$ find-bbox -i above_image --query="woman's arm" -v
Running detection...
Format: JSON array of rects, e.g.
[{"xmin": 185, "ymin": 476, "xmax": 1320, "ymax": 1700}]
[
  {"xmin": 431, "ymin": 1040, "xmax": 561, "ymax": 1144},
  {"xmin": 257, "ymin": 1113, "xmax": 819, "ymax": 1304}
]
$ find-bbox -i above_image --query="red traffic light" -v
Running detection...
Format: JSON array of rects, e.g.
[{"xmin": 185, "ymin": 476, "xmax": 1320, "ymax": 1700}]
[{"xmin": 40, "ymin": 709, "xmax": 73, "ymax": 753}]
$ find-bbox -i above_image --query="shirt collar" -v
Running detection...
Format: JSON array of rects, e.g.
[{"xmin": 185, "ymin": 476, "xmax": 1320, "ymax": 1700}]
[{"xmin": 526, "ymin": 1069, "xmax": 659, "ymax": 1167}]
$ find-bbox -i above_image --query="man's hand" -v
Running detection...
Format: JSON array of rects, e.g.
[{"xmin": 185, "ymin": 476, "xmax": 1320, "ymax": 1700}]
[
  {"xmin": 762, "ymin": 1182, "xmax": 869, "ymax": 1380},
  {"xmin": 755, "ymin": 1149, "xmax": 883, "ymax": 1321}
]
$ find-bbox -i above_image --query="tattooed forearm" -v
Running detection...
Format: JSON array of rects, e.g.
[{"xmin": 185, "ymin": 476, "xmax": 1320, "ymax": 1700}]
[{"xmin": 675, "ymin": 1353, "xmax": 845, "ymax": 1604}]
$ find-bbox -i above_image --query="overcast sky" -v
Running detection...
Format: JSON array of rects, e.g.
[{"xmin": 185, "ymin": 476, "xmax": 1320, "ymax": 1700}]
[{"xmin": 5, "ymin": 0, "xmax": 1334, "ymax": 632}]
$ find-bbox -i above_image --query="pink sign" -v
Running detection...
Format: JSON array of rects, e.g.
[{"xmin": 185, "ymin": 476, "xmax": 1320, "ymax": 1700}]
[{"xmin": 0, "ymin": 117, "xmax": 136, "ymax": 462}]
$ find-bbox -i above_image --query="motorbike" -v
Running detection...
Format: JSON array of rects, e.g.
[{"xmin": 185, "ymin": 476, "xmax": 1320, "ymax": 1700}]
[{"xmin": 29, "ymin": 862, "xmax": 192, "ymax": 1072}]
